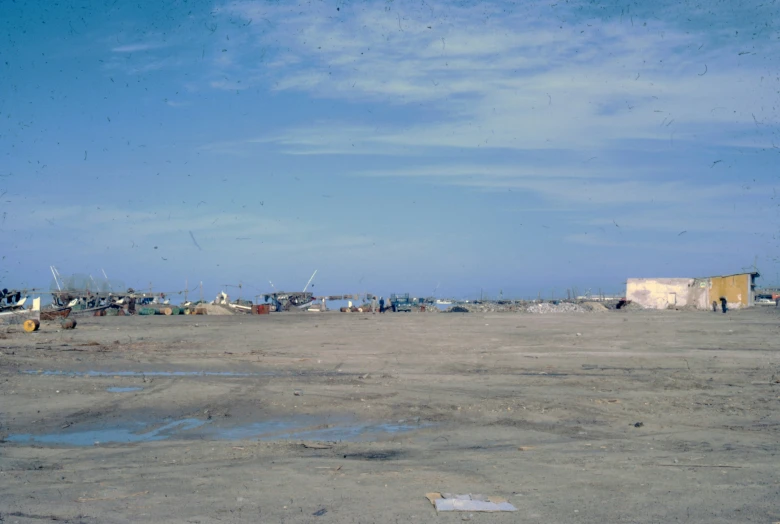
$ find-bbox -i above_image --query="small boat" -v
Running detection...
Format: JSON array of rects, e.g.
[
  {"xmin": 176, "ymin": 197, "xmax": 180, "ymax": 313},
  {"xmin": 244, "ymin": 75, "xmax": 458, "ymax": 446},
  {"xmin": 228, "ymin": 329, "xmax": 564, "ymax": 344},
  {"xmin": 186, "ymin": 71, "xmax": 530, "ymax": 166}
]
[
  {"xmin": 70, "ymin": 304, "xmax": 114, "ymax": 317},
  {"xmin": 0, "ymin": 295, "xmax": 42, "ymax": 324},
  {"xmin": 40, "ymin": 308, "xmax": 71, "ymax": 321}
]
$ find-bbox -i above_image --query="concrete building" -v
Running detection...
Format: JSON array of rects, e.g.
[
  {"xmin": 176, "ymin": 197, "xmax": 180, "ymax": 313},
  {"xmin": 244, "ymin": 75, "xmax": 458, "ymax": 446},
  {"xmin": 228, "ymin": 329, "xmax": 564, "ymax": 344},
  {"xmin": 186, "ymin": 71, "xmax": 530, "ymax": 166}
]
[
  {"xmin": 625, "ymin": 278, "xmax": 708, "ymax": 309},
  {"xmin": 708, "ymin": 273, "xmax": 759, "ymax": 309},
  {"xmin": 626, "ymin": 272, "xmax": 759, "ymax": 310}
]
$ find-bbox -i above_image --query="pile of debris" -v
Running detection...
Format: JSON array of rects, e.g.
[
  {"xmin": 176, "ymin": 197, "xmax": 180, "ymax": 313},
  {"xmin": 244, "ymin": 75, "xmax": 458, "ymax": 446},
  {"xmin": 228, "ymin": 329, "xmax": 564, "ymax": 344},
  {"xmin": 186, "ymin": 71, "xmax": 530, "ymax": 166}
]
[
  {"xmin": 579, "ymin": 301, "xmax": 609, "ymax": 312},
  {"xmin": 342, "ymin": 305, "xmax": 374, "ymax": 313},
  {"xmin": 525, "ymin": 302, "xmax": 585, "ymax": 314},
  {"xmin": 619, "ymin": 301, "xmax": 645, "ymax": 311},
  {"xmin": 447, "ymin": 305, "xmax": 471, "ymax": 313},
  {"xmin": 191, "ymin": 304, "xmax": 235, "ymax": 316},
  {"xmin": 444, "ymin": 302, "xmax": 523, "ymax": 313},
  {"xmin": 444, "ymin": 301, "xmax": 603, "ymax": 314}
]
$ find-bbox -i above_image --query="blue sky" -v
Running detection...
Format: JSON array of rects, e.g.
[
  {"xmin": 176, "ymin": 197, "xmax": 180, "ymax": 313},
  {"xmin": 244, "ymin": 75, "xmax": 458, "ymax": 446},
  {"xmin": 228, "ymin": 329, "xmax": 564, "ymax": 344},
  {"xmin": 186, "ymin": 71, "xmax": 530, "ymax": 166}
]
[{"xmin": 1, "ymin": 0, "xmax": 779, "ymax": 301}]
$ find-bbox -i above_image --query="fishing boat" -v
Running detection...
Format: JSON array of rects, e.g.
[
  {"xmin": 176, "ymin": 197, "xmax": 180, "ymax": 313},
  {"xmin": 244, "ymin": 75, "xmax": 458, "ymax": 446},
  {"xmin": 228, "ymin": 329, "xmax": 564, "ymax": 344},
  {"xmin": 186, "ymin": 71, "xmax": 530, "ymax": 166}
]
[
  {"xmin": 40, "ymin": 307, "xmax": 71, "ymax": 321},
  {"xmin": 0, "ymin": 294, "xmax": 41, "ymax": 325}
]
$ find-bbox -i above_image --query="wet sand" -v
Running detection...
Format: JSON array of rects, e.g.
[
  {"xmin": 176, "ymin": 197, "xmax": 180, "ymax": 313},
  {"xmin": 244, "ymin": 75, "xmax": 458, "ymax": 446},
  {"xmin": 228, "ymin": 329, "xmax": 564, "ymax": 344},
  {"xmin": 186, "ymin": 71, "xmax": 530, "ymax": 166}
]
[{"xmin": 1, "ymin": 308, "xmax": 779, "ymax": 523}]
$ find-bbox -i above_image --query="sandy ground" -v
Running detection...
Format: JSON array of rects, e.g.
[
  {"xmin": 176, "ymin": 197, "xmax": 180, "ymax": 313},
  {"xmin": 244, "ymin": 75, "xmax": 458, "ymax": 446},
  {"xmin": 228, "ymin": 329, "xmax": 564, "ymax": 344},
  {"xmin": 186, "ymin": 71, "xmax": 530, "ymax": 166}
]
[{"xmin": 1, "ymin": 307, "xmax": 779, "ymax": 523}]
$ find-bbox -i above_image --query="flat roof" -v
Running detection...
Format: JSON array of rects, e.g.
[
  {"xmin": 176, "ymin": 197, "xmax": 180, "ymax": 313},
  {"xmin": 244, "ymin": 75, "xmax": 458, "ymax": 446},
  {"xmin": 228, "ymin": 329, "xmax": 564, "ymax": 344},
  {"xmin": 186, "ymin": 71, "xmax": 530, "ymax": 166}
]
[
  {"xmin": 700, "ymin": 272, "xmax": 760, "ymax": 279},
  {"xmin": 628, "ymin": 272, "xmax": 759, "ymax": 280}
]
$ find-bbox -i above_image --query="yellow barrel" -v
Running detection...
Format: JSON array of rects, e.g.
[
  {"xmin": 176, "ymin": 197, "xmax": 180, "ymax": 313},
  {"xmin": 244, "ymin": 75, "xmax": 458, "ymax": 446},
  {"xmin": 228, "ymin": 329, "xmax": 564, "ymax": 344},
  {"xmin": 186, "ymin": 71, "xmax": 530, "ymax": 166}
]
[
  {"xmin": 23, "ymin": 319, "xmax": 40, "ymax": 333},
  {"xmin": 162, "ymin": 307, "xmax": 172, "ymax": 316}
]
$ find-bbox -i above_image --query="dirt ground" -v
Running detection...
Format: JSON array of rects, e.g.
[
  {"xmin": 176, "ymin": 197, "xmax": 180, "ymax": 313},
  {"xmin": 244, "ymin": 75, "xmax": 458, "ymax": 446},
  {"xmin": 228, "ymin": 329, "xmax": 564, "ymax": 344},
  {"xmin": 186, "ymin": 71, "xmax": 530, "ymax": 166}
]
[{"xmin": 1, "ymin": 307, "xmax": 779, "ymax": 523}]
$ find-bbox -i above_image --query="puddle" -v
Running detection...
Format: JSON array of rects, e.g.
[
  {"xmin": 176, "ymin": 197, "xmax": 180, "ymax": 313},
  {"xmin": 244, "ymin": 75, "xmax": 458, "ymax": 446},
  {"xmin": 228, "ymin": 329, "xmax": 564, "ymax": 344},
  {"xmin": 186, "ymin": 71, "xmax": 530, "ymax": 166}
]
[
  {"xmin": 6, "ymin": 417, "xmax": 430, "ymax": 447},
  {"xmin": 22, "ymin": 370, "xmax": 356, "ymax": 378},
  {"xmin": 283, "ymin": 422, "xmax": 426, "ymax": 441},
  {"xmin": 6, "ymin": 418, "xmax": 206, "ymax": 446},
  {"xmin": 24, "ymin": 370, "xmax": 264, "ymax": 377},
  {"xmin": 106, "ymin": 386, "xmax": 143, "ymax": 393}
]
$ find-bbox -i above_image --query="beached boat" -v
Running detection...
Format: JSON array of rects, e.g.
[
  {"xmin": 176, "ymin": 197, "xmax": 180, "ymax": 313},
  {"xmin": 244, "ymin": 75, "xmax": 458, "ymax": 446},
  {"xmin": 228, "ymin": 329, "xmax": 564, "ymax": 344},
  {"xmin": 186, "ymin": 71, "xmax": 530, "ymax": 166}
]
[{"xmin": 40, "ymin": 308, "xmax": 71, "ymax": 321}]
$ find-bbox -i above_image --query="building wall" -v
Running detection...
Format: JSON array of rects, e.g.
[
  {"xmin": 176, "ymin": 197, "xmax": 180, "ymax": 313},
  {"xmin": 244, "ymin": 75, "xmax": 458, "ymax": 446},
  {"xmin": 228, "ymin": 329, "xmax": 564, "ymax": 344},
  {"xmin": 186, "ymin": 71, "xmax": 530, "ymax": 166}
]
[
  {"xmin": 627, "ymin": 273, "xmax": 757, "ymax": 310},
  {"xmin": 689, "ymin": 279, "xmax": 712, "ymax": 309},
  {"xmin": 709, "ymin": 274, "xmax": 751, "ymax": 308},
  {"xmin": 626, "ymin": 278, "xmax": 695, "ymax": 309}
]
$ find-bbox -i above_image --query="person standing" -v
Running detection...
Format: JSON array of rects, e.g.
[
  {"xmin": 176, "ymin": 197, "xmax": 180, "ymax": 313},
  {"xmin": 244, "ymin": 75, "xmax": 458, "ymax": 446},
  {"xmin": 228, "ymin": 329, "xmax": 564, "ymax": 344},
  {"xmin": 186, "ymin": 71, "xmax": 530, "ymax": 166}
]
[
  {"xmin": 379, "ymin": 297, "xmax": 385, "ymax": 313},
  {"xmin": 720, "ymin": 297, "xmax": 728, "ymax": 314}
]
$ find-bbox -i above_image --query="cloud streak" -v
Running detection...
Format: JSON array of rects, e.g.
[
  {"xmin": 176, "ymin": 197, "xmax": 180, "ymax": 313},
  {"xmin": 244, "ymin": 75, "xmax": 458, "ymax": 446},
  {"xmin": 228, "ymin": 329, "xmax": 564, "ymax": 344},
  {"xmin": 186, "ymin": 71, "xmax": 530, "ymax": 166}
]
[
  {"xmin": 111, "ymin": 42, "xmax": 168, "ymax": 53},
  {"xmin": 211, "ymin": 0, "xmax": 778, "ymax": 155}
]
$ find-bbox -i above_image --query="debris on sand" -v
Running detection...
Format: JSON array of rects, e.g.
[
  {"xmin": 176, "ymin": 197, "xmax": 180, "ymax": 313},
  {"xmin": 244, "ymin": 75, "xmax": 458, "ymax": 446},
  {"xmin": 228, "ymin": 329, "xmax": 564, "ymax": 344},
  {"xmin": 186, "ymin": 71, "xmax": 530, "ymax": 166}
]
[
  {"xmin": 192, "ymin": 304, "xmax": 235, "ymax": 316},
  {"xmin": 618, "ymin": 301, "xmax": 645, "ymax": 311},
  {"xmin": 445, "ymin": 302, "xmax": 514, "ymax": 313},
  {"xmin": 580, "ymin": 301, "xmax": 609, "ymax": 312},
  {"xmin": 444, "ymin": 301, "xmax": 605, "ymax": 314},
  {"xmin": 302, "ymin": 442, "xmax": 332, "ymax": 449},
  {"xmin": 447, "ymin": 306, "xmax": 470, "ymax": 313},
  {"xmin": 525, "ymin": 302, "xmax": 584, "ymax": 314}
]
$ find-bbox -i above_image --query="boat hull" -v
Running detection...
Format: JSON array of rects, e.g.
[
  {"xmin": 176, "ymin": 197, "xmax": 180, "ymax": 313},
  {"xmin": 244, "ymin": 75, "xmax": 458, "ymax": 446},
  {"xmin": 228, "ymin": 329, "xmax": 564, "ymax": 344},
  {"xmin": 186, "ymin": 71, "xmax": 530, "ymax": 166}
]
[{"xmin": 41, "ymin": 308, "xmax": 72, "ymax": 321}]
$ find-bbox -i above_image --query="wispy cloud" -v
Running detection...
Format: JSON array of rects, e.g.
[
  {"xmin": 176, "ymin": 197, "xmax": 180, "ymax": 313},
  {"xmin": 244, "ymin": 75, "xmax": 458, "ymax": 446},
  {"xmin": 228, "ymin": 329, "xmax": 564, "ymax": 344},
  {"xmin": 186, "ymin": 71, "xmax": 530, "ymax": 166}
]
[
  {"xmin": 357, "ymin": 162, "xmax": 751, "ymax": 207},
  {"xmin": 207, "ymin": 0, "xmax": 777, "ymax": 155},
  {"xmin": 103, "ymin": 55, "xmax": 184, "ymax": 75},
  {"xmin": 210, "ymin": 79, "xmax": 249, "ymax": 91},
  {"xmin": 562, "ymin": 233, "xmax": 729, "ymax": 255},
  {"xmin": 201, "ymin": 123, "xmax": 416, "ymax": 156},
  {"xmin": 111, "ymin": 42, "xmax": 168, "ymax": 53}
]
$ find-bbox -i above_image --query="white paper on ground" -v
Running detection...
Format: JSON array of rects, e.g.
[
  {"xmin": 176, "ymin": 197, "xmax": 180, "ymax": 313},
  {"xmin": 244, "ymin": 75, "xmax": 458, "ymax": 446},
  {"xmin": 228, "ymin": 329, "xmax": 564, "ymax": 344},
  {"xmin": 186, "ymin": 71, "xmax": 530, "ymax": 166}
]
[{"xmin": 432, "ymin": 494, "xmax": 517, "ymax": 512}]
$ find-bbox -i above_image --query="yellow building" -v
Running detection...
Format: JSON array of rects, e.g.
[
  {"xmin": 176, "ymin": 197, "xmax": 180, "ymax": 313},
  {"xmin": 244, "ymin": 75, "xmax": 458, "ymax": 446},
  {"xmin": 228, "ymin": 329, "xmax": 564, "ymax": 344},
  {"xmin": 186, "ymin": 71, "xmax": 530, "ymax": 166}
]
[
  {"xmin": 708, "ymin": 272, "xmax": 758, "ymax": 308},
  {"xmin": 626, "ymin": 272, "xmax": 758, "ymax": 310}
]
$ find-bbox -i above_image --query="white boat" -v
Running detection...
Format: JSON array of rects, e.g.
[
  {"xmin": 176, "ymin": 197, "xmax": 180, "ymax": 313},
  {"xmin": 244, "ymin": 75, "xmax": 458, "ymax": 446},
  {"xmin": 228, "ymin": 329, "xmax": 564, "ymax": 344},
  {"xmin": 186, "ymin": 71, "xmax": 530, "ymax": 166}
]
[{"xmin": 0, "ymin": 296, "xmax": 41, "ymax": 323}]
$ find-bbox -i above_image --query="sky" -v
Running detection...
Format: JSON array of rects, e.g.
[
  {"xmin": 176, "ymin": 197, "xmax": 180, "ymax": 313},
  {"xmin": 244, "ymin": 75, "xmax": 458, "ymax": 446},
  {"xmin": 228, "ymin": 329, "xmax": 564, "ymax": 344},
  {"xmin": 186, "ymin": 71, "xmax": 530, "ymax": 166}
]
[{"xmin": 1, "ymin": 0, "xmax": 779, "ymax": 301}]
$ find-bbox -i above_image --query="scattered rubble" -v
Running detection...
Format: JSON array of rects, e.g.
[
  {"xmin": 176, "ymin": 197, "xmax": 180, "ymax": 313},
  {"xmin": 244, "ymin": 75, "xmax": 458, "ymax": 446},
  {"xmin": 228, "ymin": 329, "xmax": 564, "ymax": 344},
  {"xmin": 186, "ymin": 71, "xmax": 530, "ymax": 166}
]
[
  {"xmin": 525, "ymin": 302, "xmax": 585, "ymax": 314},
  {"xmin": 580, "ymin": 301, "xmax": 609, "ymax": 312},
  {"xmin": 617, "ymin": 301, "xmax": 645, "ymax": 311},
  {"xmin": 445, "ymin": 302, "xmax": 520, "ymax": 313},
  {"xmin": 445, "ymin": 301, "xmax": 596, "ymax": 314},
  {"xmin": 192, "ymin": 304, "xmax": 235, "ymax": 316},
  {"xmin": 447, "ymin": 306, "xmax": 470, "ymax": 313}
]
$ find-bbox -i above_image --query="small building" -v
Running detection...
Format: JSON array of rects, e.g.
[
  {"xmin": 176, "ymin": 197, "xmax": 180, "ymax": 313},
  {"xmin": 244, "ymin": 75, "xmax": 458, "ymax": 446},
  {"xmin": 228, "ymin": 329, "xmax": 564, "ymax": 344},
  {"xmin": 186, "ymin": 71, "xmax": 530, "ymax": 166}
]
[
  {"xmin": 626, "ymin": 272, "xmax": 759, "ymax": 310},
  {"xmin": 708, "ymin": 272, "xmax": 759, "ymax": 309}
]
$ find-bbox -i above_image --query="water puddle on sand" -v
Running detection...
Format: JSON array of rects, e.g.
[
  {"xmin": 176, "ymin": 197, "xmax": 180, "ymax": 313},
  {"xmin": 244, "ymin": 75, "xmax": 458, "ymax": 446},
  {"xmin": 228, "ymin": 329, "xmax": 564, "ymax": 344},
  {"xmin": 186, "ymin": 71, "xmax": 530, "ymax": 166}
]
[
  {"xmin": 23, "ymin": 370, "xmax": 264, "ymax": 377},
  {"xmin": 106, "ymin": 386, "xmax": 143, "ymax": 393},
  {"xmin": 22, "ymin": 370, "xmax": 356, "ymax": 378},
  {"xmin": 6, "ymin": 419, "xmax": 206, "ymax": 446},
  {"xmin": 5, "ymin": 417, "xmax": 429, "ymax": 447}
]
